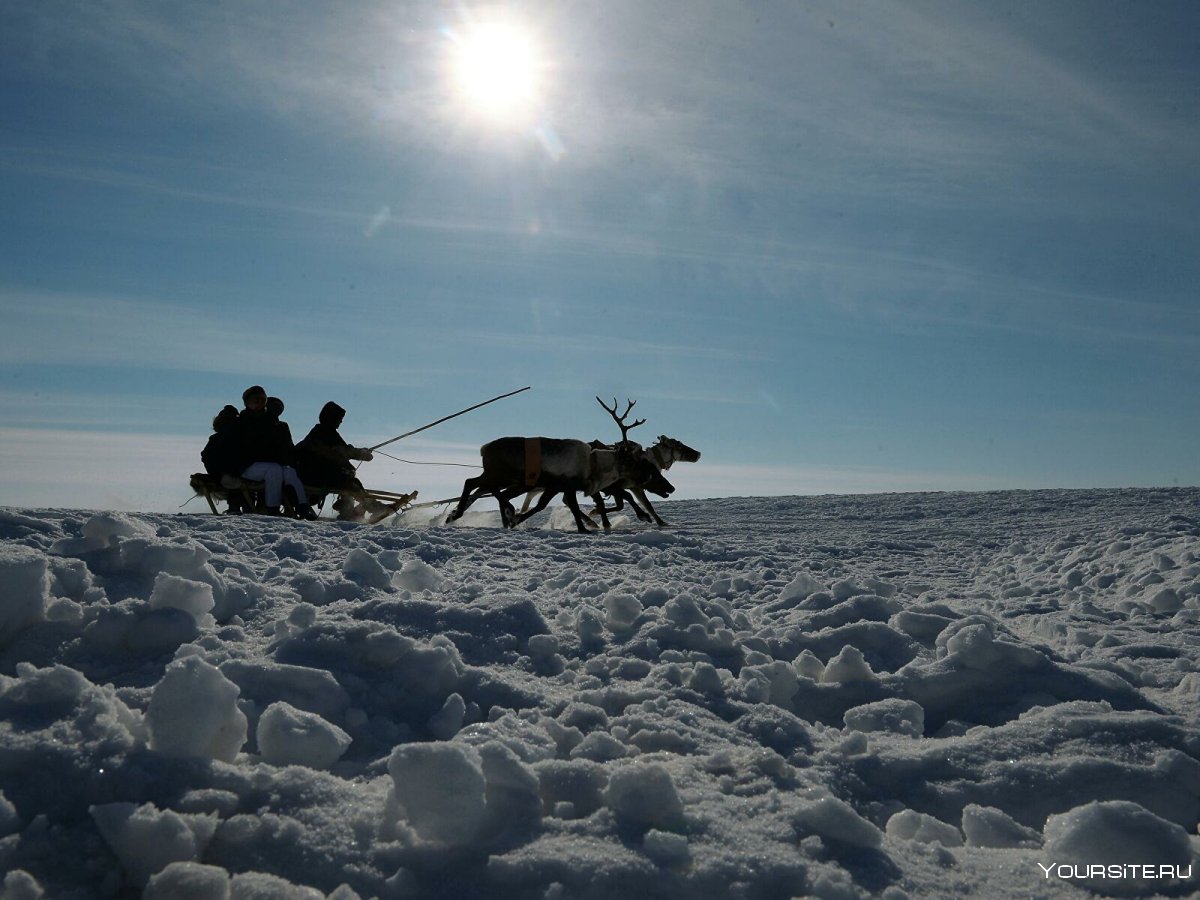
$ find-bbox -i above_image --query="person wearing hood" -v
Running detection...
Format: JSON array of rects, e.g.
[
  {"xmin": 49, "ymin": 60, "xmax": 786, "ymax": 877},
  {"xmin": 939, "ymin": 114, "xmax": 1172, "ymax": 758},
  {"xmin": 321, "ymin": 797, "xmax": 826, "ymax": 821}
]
[
  {"xmin": 296, "ymin": 401, "xmax": 374, "ymax": 519},
  {"xmin": 233, "ymin": 386, "xmax": 317, "ymax": 519},
  {"xmin": 201, "ymin": 405, "xmax": 245, "ymax": 514}
]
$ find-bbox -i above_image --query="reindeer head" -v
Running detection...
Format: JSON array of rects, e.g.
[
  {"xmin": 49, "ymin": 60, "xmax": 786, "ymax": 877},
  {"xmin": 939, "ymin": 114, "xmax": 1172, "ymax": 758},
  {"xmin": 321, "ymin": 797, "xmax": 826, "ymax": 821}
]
[
  {"xmin": 657, "ymin": 436, "xmax": 701, "ymax": 464},
  {"xmin": 630, "ymin": 455, "xmax": 675, "ymax": 497}
]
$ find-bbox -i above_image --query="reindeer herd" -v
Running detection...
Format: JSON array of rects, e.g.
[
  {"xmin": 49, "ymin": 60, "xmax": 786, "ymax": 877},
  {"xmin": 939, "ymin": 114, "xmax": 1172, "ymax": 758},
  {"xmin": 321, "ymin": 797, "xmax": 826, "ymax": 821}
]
[{"xmin": 447, "ymin": 397, "xmax": 701, "ymax": 533}]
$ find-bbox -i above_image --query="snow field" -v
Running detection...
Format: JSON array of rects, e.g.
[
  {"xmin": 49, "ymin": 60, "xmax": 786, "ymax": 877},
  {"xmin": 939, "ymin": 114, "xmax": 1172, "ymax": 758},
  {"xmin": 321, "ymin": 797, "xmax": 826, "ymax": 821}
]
[{"xmin": 0, "ymin": 489, "xmax": 1197, "ymax": 897}]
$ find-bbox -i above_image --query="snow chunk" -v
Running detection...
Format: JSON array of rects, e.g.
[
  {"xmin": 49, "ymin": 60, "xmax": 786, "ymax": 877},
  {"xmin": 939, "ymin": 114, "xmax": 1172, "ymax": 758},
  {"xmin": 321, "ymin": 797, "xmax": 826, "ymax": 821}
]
[
  {"xmin": 474, "ymin": 740, "xmax": 543, "ymax": 837},
  {"xmin": 150, "ymin": 572, "xmax": 215, "ymax": 626},
  {"xmin": 843, "ymin": 698, "xmax": 924, "ymax": 737},
  {"xmin": 428, "ymin": 692, "xmax": 466, "ymax": 740},
  {"xmin": 570, "ymin": 731, "xmax": 631, "ymax": 762},
  {"xmin": 0, "ymin": 871, "xmax": 43, "ymax": 900},
  {"xmin": 604, "ymin": 764, "xmax": 685, "ymax": 831},
  {"xmin": 256, "ymin": 701, "xmax": 351, "ymax": 770},
  {"xmin": 84, "ymin": 511, "xmax": 153, "ymax": 543},
  {"xmin": 890, "ymin": 609, "xmax": 955, "ymax": 642},
  {"xmin": 779, "ymin": 572, "xmax": 825, "ymax": 604},
  {"xmin": 229, "ymin": 871, "xmax": 323, "ymax": 899},
  {"xmin": 938, "ymin": 617, "xmax": 1043, "ymax": 670},
  {"xmin": 0, "ymin": 545, "xmax": 49, "ymax": 646},
  {"xmin": 146, "ymin": 657, "xmax": 247, "ymax": 762},
  {"xmin": 643, "ymin": 829, "xmax": 690, "ymax": 865},
  {"xmin": 134, "ymin": 540, "xmax": 212, "ymax": 580},
  {"xmin": 391, "ymin": 558, "xmax": 445, "ymax": 593},
  {"xmin": 794, "ymin": 796, "xmax": 883, "ymax": 848},
  {"xmin": 342, "ymin": 549, "xmax": 392, "ymax": 590},
  {"xmin": 0, "ymin": 790, "xmax": 20, "ymax": 837},
  {"xmin": 1146, "ymin": 587, "xmax": 1182, "ymax": 613},
  {"xmin": 821, "ymin": 646, "xmax": 878, "ymax": 684},
  {"xmin": 534, "ymin": 759, "xmax": 608, "ymax": 819},
  {"xmin": 604, "ymin": 592, "xmax": 643, "ymax": 632},
  {"xmin": 364, "ymin": 628, "xmax": 416, "ymax": 666},
  {"xmin": 885, "ymin": 809, "xmax": 963, "ymax": 847},
  {"xmin": 832, "ymin": 579, "xmax": 869, "ymax": 601},
  {"xmin": 143, "ymin": 862, "xmax": 231, "ymax": 900},
  {"xmin": 1042, "ymin": 800, "xmax": 1195, "ymax": 896},
  {"xmin": 961, "ymin": 804, "xmax": 1041, "ymax": 849},
  {"xmin": 385, "ymin": 742, "xmax": 487, "ymax": 845},
  {"xmin": 219, "ymin": 660, "xmax": 351, "ymax": 725},
  {"xmin": 90, "ymin": 802, "xmax": 218, "ymax": 888},
  {"xmin": 740, "ymin": 660, "xmax": 799, "ymax": 706},
  {"xmin": 794, "ymin": 649, "xmax": 825, "ymax": 681}
]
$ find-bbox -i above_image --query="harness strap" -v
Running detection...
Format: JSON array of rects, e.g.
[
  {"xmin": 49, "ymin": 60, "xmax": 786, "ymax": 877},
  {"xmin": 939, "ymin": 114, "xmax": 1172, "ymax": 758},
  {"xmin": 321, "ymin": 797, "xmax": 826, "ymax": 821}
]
[{"xmin": 524, "ymin": 437, "xmax": 542, "ymax": 488}]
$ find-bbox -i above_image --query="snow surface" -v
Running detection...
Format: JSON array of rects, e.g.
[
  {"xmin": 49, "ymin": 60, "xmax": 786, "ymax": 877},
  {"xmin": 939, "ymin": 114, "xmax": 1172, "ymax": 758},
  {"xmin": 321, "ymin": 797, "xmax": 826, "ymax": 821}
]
[{"xmin": 1, "ymin": 488, "xmax": 1199, "ymax": 898}]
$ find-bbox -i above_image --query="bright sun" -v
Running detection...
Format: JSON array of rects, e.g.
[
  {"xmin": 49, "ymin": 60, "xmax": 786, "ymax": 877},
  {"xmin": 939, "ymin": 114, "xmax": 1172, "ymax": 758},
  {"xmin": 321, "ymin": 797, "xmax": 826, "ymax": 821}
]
[{"xmin": 449, "ymin": 21, "xmax": 542, "ymax": 123}]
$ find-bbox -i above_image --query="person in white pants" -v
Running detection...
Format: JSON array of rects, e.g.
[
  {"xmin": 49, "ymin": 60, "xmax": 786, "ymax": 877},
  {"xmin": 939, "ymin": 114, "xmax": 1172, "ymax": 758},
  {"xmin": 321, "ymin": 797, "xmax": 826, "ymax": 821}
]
[
  {"xmin": 239, "ymin": 460, "xmax": 287, "ymax": 509},
  {"xmin": 235, "ymin": 386, "xmax": 317, "ymax": 518}
]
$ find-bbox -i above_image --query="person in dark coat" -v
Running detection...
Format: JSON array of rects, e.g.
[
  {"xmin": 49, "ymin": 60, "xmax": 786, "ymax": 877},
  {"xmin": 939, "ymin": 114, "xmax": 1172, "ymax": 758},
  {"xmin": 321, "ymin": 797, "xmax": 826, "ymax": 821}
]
[
  {"xmin": 296, "ymin": 401, "xmax": 374, "ymax": 519},
  {"xmin": 265, "ymin": 395, "xmax": 317, "ymax": 520},
  {"xmin": 233, "ymin": 386, "xmax": 317, "ymax": 519},
  {"xmin": 201, "ymin": 405, "xmax": 244, "ymax": 514},
  {"xmin": 266, "ymin": 397, "xmax": 295, "ymax": 455}
]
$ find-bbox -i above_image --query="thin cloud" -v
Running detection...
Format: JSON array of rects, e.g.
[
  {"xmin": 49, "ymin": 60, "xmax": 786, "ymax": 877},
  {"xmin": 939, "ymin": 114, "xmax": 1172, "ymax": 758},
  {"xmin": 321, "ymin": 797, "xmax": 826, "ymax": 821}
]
[{"xmin": 0, "ymin": 287, "xmax": 464, "ymax": 387}]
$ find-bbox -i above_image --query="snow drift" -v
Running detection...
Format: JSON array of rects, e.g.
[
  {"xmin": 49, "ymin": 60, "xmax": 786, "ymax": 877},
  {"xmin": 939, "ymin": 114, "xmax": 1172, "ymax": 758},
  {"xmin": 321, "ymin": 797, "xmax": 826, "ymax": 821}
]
[{"xmin": 0, "ymin": 488, "xmax": 1198, "ymax": 898}]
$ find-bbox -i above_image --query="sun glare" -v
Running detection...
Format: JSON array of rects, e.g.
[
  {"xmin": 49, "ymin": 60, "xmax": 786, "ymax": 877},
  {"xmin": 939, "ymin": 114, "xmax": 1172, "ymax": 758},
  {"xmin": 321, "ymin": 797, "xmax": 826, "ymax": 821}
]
[{"xmin": 449, "ymin": 21, "xmax": 542, "ymax": 123}]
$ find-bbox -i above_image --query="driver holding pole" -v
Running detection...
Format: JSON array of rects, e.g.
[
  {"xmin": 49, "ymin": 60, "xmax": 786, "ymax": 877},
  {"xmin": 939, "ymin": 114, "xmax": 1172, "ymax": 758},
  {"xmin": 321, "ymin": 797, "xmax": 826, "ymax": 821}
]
[{"xmin": 296, "ymin": 401, "xmax": 377, "ymax": 520}]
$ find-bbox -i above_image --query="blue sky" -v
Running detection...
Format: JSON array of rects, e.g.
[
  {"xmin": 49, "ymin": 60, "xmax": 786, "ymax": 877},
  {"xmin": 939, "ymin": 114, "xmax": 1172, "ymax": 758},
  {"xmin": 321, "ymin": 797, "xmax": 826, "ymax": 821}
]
[{"xmin": 2, "ymin": 1, "xmax": 1198, "ymax": 512}]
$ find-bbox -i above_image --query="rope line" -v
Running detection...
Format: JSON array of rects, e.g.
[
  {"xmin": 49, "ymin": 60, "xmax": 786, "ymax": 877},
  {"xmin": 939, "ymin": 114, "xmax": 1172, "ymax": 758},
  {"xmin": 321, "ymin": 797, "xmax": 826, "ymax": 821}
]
[{"xmin": 375, "ymin": 450, "xmax": 480, "ymax": 469}]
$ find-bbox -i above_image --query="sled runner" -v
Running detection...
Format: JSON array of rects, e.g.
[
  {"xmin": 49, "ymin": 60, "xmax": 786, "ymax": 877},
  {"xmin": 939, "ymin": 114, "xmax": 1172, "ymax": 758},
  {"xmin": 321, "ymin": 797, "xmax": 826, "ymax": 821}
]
[{"xmin": 188, "ymin": 473, "xmax": 417, "ymax": 524}]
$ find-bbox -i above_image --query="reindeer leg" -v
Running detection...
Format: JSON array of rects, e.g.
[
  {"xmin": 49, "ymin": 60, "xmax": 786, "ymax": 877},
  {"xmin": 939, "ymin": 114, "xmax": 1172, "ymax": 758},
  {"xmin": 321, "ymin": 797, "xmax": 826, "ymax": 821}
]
[
  {"xmin": 588, "ymin": 493, "xmax": 613, "ymax": 531},
  {"xmin": 492, "ymin": 487, "xmax": 530, "ymax": 528},
  {"xmin": 497, "ymin": 493, "xmax": 517, "ymax": 528},
  {"xmin": 614, "ymin": 489, "xmax": 653, "ymax": 522},
  {"xmin": 564, "ymin": 492, "xmax": 599, "ymax": 533},
  {"xmin": 625, "ymin": 489, "xmax": 654, "ymax": 523},
  {"xmin": 513, "ymin": 487, "xmax": 560, "ymax": 526},
  {"xmin": 448, "ymin": 475, "xmax": 486, "ymax": 522},
  {"xmin": 519, "ymin": 489, "xmax": 540, "ymax": 516},
  {"xmin": 588, "ymin": 489, "xmax": 624, "ymax": 520},
  {"xmin": 633, "ymin": 486, "xmax": 669, "ymax": 527}
]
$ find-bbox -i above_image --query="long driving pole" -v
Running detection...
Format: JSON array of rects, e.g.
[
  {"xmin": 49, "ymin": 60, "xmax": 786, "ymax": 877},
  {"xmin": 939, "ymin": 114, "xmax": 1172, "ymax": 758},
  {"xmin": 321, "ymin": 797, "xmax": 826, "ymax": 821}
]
[{"xmin": 367, "ymin": 386, "xmax": 531, "ymax": 452}]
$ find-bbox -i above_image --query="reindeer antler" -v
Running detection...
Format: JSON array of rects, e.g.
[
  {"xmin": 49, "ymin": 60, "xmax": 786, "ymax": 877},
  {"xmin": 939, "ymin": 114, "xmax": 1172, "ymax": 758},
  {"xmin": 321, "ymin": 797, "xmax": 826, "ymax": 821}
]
[{"xmin": 596, "ymin": 396, "xmax": 646, "ymax": 446}]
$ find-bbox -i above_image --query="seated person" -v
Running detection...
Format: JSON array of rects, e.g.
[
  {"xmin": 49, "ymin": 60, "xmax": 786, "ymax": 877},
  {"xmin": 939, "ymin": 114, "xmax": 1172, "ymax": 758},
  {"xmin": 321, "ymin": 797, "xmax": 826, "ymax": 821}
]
[
  {"xmin": 296, "ymin": 401, "xmax": 375, "ymax": 520},
  {"xmin": 265, "ymin": 395, "xmax": 316, "ymax": 519},
  {"xmin": 234, "ymin": 386, "xmax": 317, "ymax": 519},
  {"xmin": 201, "ymin": 405, "xmax": 244, "ymax": 514}
]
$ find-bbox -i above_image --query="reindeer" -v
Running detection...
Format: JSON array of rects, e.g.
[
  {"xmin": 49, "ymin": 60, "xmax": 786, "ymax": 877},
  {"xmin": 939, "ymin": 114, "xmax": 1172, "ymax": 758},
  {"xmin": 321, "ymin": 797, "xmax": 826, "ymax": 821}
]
[
  {"xmin": 586, "ymin": 397, "xmax": 701, "ymax": 526},
  {"xmin": 446, "ymin": 436, "xmax": 673, "ymax": 533},
  {"xmin": 518, "ymin": 398, "xmax": 701, "ymax": 527}
]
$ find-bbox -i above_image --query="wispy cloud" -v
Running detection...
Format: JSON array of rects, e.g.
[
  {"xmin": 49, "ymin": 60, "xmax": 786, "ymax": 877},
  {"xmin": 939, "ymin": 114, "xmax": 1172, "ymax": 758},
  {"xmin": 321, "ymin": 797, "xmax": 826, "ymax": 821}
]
[{"xmin": 0, "ymin": 287, "xmax": 463, "ymax": 387}]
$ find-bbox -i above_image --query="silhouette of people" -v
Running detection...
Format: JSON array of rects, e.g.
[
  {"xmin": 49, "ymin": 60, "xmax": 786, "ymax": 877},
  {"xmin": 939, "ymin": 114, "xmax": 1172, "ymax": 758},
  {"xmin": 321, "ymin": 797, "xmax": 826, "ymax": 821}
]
[
  {"xmin": 234, "ymin": 386, "xmax": 317, "ymax": 519},
  {"xmin": 201, "ymin": 405, "xmax": 244, "ymax": 514},
  {"xmin": 264, "ymin": 395, "xmax": 317, "ymax": 519},
  {"xmin": 296, "ymin": 401, "xmax": 375, "ymax": 520}
]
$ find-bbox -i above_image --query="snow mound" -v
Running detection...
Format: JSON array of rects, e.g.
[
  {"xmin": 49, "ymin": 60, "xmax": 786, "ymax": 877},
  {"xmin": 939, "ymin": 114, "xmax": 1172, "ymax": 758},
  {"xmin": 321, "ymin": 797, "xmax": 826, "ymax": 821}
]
[
  {"xmin": 1042, "ymin": 800, "xmax": 1197, "ymax": 896},
  {"xmin": 3, "ymin": 489, "xmax": 1200, "ymax": 898}
]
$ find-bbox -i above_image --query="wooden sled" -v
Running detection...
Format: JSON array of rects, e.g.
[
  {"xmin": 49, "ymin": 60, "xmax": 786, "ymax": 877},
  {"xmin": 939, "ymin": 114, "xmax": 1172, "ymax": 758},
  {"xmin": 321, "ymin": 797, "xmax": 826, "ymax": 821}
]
[{"xmin": 189, "ymin": 473, "xmax": 417, "ymax": 524}]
